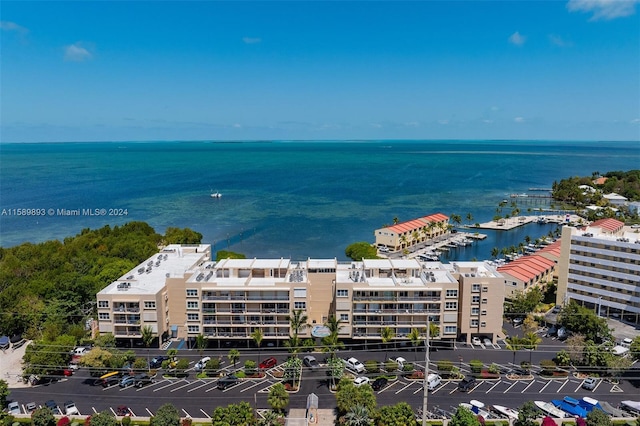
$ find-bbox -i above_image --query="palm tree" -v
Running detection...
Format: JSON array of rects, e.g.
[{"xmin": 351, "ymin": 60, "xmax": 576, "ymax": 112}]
[
  {"xmin": 228, "ymin": 348, "xmax": 240, "ymax": 369},
  {"xmin": 258, "ymin": 410, "xmax": 282, "ymax": 426},
  {"xmin": 380, "ymin": 326, "xmax": 395, "ymax": 361},
  {"xmin": 267, "ymin": 382, "xmax": 290, "ymax": 413},
  {"xmin": 345, "ymin": 405, "xmax": 373, "ymax": 426},
  {"xmin": 251, "ymin": 328, "xmax": 264, "ymax": 365},
  {"xmin": 322, "ymin": 315, "xmax": 344, "ymax": 358},
  {"xmin": 429, "ymin": 322, "xmax": 440, "ymax": 339},
  {"xmin": 141, "ymin": 325, "xmax": 154, "ymax": 370},
  {"xmin": 491, "ymin": 247, "xmax": 499, "ymax": 259},
  {"xmin": 393, "ymin": 216, "xmax": 399, "ymax": 225},
  {"xmin": 505, "ymin": 336, "xmax": 522, "ymax": 367},
  {"xmin": 195, "ymin": 333, "xmax": 207, "ymax": 358},
  {"xmin": 466, "ymin": 212, "xmax": 473, "ymax": 225},
  {"xmin": 408, "ymin": 328, "xmax": 422, "ymax": 361},
  {"xmin": 288, "ymin": 309, "xmax": 308, "ymax": 356}
]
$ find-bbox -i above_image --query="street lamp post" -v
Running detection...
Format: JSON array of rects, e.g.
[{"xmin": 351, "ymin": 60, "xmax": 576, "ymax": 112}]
[{"xmin": 422, "ymin": 319, "xmax": 430, "ymax": 426}]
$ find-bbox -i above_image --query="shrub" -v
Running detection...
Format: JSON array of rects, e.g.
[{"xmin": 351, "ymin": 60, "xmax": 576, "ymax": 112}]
[
  {"xmin": 488, "ymin": 363, "xmax": 500, "ymax": 374},
  {"xmin": 402, "ymin": 362, "xmax": 414, "ymax": 372},
  {"xmin": 57, "ymin": 417, "xmax": 71, "ymax": 426},
  {"xmin": 121, "ymin": 417, "xmax": 131, "ymax": 426},
  {"xmin": 384, "ymin": 360, "xmax": 398, "ymax": 372},
  {"xmin": 365, "ymin": 360, "xmax": 380, "ymax": 374},
  {"xmin": 540, "ymin": 359, "xmax": 557, "ymax": 376},
  {"xmin": 469, "ymin": 360, "xmax": 483, "ymax": 374}
]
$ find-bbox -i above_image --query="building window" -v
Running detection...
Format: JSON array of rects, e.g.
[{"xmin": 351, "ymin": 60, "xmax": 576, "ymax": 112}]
[
  {"xmin": 294, "ymin": 301, "xmax": 306, "ymax": 309},
  {"xmin": 337, "ymin": 289, "xmax": 349, "ymax": 298},
  {"xmin": 471, "ymin": 319, "xmax": 479, "ymax": 327},
  {"xmin": 472, "ymin": 284, "xmax": 480, "ymax": 292},
  {"xmin": 98, "ymin": 312, "xmax": 110, "ymax": 320},
  {"xmin": 445, "ymin": 301, "xmax": 457, "ymax": 310},
  {"xmin": 472, "ymin": 295, "xmax": 480, "ymax": 304},
  {"xmin": 481, "ymin": 321, "xmax": 487, "ymax": 327},
  {"xmin": 294, "ymin": 288, "xmax": 307, "ymax": 298},
  {"xmin": 98, "ymin": 300, "xmax": 109, "ymax": 309},
  {"xmin": 340, "ymin": 313, "xmax": 349, "ymax": 322},
  {"xmin": 481, "ymin": 298, "xmax": 488, "ymax": 304},
  {"xmin": 446, "ymin": 289, "xmax": 458, "ymax": 298},
  {"xmin": 471, "ymin": 307, "xmax": 479, "ymax": 315},
  {"xmin": 187, "ymin": 325, "xmax": 200, "ymax": 333},
  {"xmin": 186, "ymin": 289, "xmax": 198, "ymax": 297},
  {"xmin": 482, "ymin": 287, "xmax": 488, "ymax": 292},
  {"xmin": 481, "ymin": 310, "xmax": 487, "ymax": 316},
  {"xmin": 444, "ymin": 326, "xmax": 457, "ymax": 334},
  {"xmin": 187, "ymin": 301, "xmax": 199, "ymax": 310},
  {"xmin": 144, "ymin": 301, "xmax": 156, "ymax": 309},
  {"xmin": 187, "ymin": 313, "xmax": 199, "ymax": 321}
]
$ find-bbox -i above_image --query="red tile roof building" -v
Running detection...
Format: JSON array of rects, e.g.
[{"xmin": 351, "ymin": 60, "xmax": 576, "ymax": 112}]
[
  {"xmin": 588, "ymin": 218, "xmax": 625, "ymax": 234},
  {"xmin": 498, "ymin": 253, "xmax": 557, "ymax": 297},
  {"xmin": 374, "ymin": 213, "xmax": 450, "ymax": 252}
]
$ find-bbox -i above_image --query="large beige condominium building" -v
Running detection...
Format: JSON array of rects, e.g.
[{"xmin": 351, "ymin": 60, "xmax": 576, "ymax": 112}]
[
  {"xmin": 374, "ymin": 213, "xmax": 449, "ymax": 252},
  {"xmin": 335, "ymin": 259, "xmax": 505, "ymax": 345},
  {"xmin": 96, "ymin": 244, "xmax": 212, "ymax": 343},
  {"xmin": 556, "ymin": 219, "xmax": 640, "ymax": 325},
  {"xmin": 97, "ymin": 246, "xmax": 506, "ymax": 346}
]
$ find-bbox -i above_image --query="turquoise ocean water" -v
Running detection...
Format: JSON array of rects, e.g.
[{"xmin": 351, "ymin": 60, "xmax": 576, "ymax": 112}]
[{"xmin": 1, "ymin": 140, "xmax": 638, "ymax": 260}]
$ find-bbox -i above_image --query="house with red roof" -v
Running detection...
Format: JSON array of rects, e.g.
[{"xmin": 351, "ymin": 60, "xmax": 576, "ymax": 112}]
[
  {"xmin": 498, "ymin": 254, "xmax": 557, "ymax": 297},
  {"xmin": 374, "ymin": 213, "xmax": 449, "ymax": 252},
  {"xmin": 588, "ymin": 218, "xmax": 625, "ymax": 234}
]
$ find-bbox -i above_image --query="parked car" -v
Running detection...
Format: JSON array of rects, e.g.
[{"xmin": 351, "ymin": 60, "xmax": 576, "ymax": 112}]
[
  {"xmin": 458, "ymin": 376, "xmax": 476, "ymax": 392},
  {"xmin": 426, "ymin": 374, "xmax": 442, "ymax": 391},
  {"xmin": 471, "ymin": 337, "xmax": 482, "ymax": 346},
  {"xmin": 582, "ymin": 377, "xmax": 599, "ymax": 391},
  {"xmin": 119, "ymin": 375, "xmax": 135, "ymax": 388},
  {"xmin": 116, "ymin": 406, "xmax": 131, "ymax": 416},
  {"xmin": 371, "ymin": 377, "xmax": 388, "ymax": 391},
  {"xmin": 134, "ymin": 373, "xmax": 154, "ymax": 388},
  {"xmin": 552, "ymin": 305, "xmax": 561, "ymax": 314},
  {"xmin": 64, "ymin": 401, "xmax": 79, "ymax": 416},
  {"xmin": 101, "ymin": 372, "xmax": 122, "ymax": 387},
  {"xmin": 25, "ymin": 402, "xmax": 37, "ymax": 414},
  {"xmin": 149, "ymin": 356, "xmax": 168, "ymax": 369},
  {"xmin": 512, "ymin": 317, "xmax": 524, "ymax": 326},
  {"xmin": 195, "ymin": 356, "xmax": 211, "ymax": 371},
  {"xmin": 548, "ymin": 325, "xmax": 558, "ymax": 336},
  {"xmin": 482, "ymin": 337, "xmax": 492, "ymax": 346},
  {"xmin": 44, "ymin": 400, "xmax": 59, "ymax": 414},
  {"xmin": 6, "ymin": 402, "xmax": 21, "ymax": 415},
  {"xmin": 303, "ymin": 355, "xmax": 320, "ymax": 370},
  {"xmin": 353, "ymin": 376, "xmax": 370, "ymax": 387},
  {"xmin": 259, "ymin": 357, "xmax": 277, "ymax": 370},
  {"xmin": 345, "ymin": 357, "xmax": 365, "ymax": 374},
  {"xmin": 217, "ymin": 374, "xmax": 239, "ymax": 390}
]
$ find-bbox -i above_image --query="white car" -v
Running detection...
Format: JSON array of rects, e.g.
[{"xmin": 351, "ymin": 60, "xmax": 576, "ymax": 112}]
[
  {"xmin": 64, "ymin": 401, "xmax": 79, "ymax": 416},
  {"xmin": 471, "ymin": 337, "xmax": 481, "ymax": 346},
  {"xmin": 345, "ymin": 357, "xmax": 365, "ymax": 374},
  {"xmin": 6, "ymin": 402, "xmax": 21, "ymax": 415},
  {"xmin": 483, "ymin": 337, "xmax": 492, "ymax": 346},
  {"xmin": 353, "ymin": 376, "xmax": 370, "ymax": 387},
  {"xmin": 195, "ymin": 356, "xmax": 211, "ymax": 371}
]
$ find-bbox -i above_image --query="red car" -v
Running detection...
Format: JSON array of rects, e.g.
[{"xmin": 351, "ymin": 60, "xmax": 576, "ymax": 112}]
[{"xmin": 259, "ymin": 357, "xmax": 277, "ymax": 370}]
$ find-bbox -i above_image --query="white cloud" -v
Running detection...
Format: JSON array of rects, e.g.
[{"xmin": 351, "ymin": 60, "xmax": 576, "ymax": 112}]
[
  {"xmin": 0, "ymin": 20, "xmax": 28, "ymax": 34},
  {"xmin": 548, "ymin": 34, "xmax": 574, "ymax": 47},
  {"xmin": 567, "ymin": 0, "xmax": 639, "ymax": 20},
  {"xmin": 514, "ymin": 117, "xmax": 525, "ymax": 123},
  {"xmin": 242, "ymin": 37, "xmax": 261, "ymax": 44},
  {"xmin": 508, "ymin": 31, "xmax": 526, "ymax": 46},
  {"xmin": 631, "ymin": 118, "xmax": 640, "ymax": 124},
  {"xmin": 438, "ymin": 120, "xmax": 449, "ymax": 125},
  {"xmin": 232, "ymin": 123, "xmax": 242, "ymax": 128},
  {"xmin": 64, "ymin": 42, "xmax": 92, "ymax": 62}
]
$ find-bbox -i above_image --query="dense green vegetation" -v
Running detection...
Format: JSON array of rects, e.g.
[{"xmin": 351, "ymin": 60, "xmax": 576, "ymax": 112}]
[
  {"xmin": 345, "ymin": 241, "xmax": 379, "ymax": 260},
  {"xmin": 0, "ymin": 222, "xmax": 201, "ymax": 337}
]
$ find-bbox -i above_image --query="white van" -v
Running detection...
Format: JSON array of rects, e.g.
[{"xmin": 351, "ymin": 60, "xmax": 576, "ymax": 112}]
[
  {"xmin": 621, "ymin": 338, "xmax": 633, "ymax": 348},
  {"xmin": 427, "ymin": 373, "xmax": 442, "ymax": 391}
]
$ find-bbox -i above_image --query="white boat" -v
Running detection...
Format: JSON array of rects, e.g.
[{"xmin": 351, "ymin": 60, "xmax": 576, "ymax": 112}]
[
  {"xmin": 534, "ymin": 401, "xmax": 566, "ymax": 418},
  {"xmin": 621, "ymin": 400, "xmax": 640, "ymax": 413},
  {"xmin": 492, "ymin": 405, "xmax": 519, "ymax": 420},
  {"xmin": 210, "ymin": 190, "xmax": 222, "ymax": 198}
]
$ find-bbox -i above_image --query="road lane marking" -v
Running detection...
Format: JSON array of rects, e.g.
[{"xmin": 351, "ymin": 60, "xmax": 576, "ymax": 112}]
[
  {"xmin": 187, "ymin": 380, "xmax": 210, "ymax": 393},
  {"xmin": 395, "ymin": 381, "xmax": 415, "ymax": 394},
  {"xmin": 575, "ymin": 382, "xmax": 583, "ymax": 392},
  {"xmin": 240, "ymin": 380, "xmax": 268, "ymax": 393},
  {"xmin": 504, "ymin": 381, "xmax": 519, "ymax": 393},
  {"xmin": 182, "ymin": 409, "xmax": 191, "ymax": 418},
  {"xmin": 592, "ymin": 380, "xmax": 603, "ymax": 392},
  {"xmin": 170, "ymin": 381, "xmax": 194, "ymax": 392},
  {"xmin": 539, "ymin": 380, "xmax": 552, "ymax": 393},
  {"xmin": 430, "ymin": 383, "xmax": 447, "ymax": 394},
  {"xmin": 556, "ymin": 380, "xmax": 569, "ymax": 393},
  {"xmin": 199, "ymin": 409, "xmax": 211, "ymax": 419},
  {"xmin": 521, "ymin": 380, "xmax": 535, "ymax": 393},
  {"xmin": 129, "ymin": 408, "xmax": 136, "ymax": 417},
  {"xmin": 486, "ymin": 380, "xmax": 502, "ymax": 393},
  {"xmin": 146, "ymin": 408, "xmax": 154, "ymax": 417},
  {"xmin": 413, "ymin": 386, "xmax": 424, "ymax": 394},
  {"xmin": 153, "ymin": 380, "xmax": 181, "ymax": 392}
]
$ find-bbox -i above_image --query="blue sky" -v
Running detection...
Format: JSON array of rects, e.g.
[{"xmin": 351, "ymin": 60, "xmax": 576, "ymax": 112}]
[{"xmin": 1, "ymin": 1, "xmax": 639, "ymax": 142}]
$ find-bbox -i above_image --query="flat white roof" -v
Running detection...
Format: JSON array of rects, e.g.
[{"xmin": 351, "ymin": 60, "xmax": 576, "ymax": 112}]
[
  {"xmin": 307, "ymin": 258, "xmax": 337, "ymax": 269},
  {"xmin": 215, "ymin": 258, "xmax": 291, "ymax": 269},
  {"xmin": 99, "ymin": 244, "xmax": 211, "ymax": 296}
]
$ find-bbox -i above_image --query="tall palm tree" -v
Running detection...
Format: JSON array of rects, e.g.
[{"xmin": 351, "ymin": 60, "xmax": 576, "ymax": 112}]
[
  {"xmin": 345, "ymin": 405, "xmax": 373, "ymax": 426},
  {"xmin": 491, "ymin": 247, "xmax": 499, "ymax": 259},
  {"xmin": 408, "ymin": 328, "xmax": 422, "ymax": 361},
  {"xmin": 429, "ymin": 322, "xmax": 440, "ymax": 339},
  {"xmin": 323, "ymin": 315, "xmax": 344, "ymax": 358},
  {"xmin": 251, "ymin": 328, "xmax": 264, "ymax": 365},
  {"xmin": 393, "ymin": 217, "xmax": 399, "ymax": 225},
  {"xmin": 228, "ymin": 348, "xmax": 240, "ymax": 369},
  {"xmin": 466, "ymin": 212, "xmax": 473, "ymax": 225},
  {"xmin": 195, "ymin": 333, "xmax": 207, "ymax": 358},
  {"xmin": 288, "ymin": 309, "xmax": 308, "ymax": 346},
  {"xmin": 505, "ymin": 336, "xmax": 522, "ymax": 367},
  {"xmin": 380, "ymin": 326, "xmax": 395, "ymax": 361},
  {"xmin": 141, "ymin": 325, "xmax": 154, "ymax": 370}
]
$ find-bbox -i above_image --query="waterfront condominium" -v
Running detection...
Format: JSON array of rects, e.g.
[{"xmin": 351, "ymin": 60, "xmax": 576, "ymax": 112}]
[
  {"xmin": 97, "ymin": 245, "xmax": 506, "ymax": 347},
  {"xmin": 374, "ymin": 213, "xmax": 449, "ymax": 252},
  {"xmin": 556, "ymin": 219, "xmax": 640, "ymax": 325}
]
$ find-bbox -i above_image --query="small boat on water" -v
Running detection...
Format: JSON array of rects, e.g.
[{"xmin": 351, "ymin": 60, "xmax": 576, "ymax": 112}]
[
  {"xmin": 492, "ymin": 405, "xmax": 519, "ymax": 420},
  {"xmin": 534, "ymin": 401, "xmax": 566, "ymax": 418},
  {"xmin": 210, "ymin": 190, "xmax": 222, "ymax": 198}
]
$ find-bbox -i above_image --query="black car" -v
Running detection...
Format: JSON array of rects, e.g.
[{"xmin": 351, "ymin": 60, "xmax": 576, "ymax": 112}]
[
  {"xmin": 134, "ymin": 373, "xmax": 155, "ymax": 388},
  {"xmin": 44, "ymin": 400, "xmax": 59, "ymax": 414},
  {"xmin": 149, "ymin": 356, "xmax": 168, "ymax": 369},
  {"xmin": 458, "ymin": 376, "xmax": 476, "ymax": 392},
  {"xmin": 371, "ymin": 377, "xmax": 388, "ymax": 391},
  {"xmin": 217, "ymin": 374, "xmax": 239, "ymax": 390}
]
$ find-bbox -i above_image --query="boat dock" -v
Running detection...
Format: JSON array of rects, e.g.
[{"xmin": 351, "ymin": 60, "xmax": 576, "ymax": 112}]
[{"xmin": 471, "ymin": 214, "xmax": 581, "ymax": 231}]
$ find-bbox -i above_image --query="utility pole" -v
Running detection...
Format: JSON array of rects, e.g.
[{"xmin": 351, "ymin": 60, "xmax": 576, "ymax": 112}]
[{"xmin": 422, "ymin": 319, "xmax": 430, "ymax": 426}]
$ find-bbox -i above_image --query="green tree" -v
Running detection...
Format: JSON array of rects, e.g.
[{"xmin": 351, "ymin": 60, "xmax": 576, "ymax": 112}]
[
  {"xmin": 559, "ymin": 301, "xmax": 611, "ymax": 342},
  {"xmin": 195, "ymin": 333, "xmax": 207, "ymax": 358},
  {"xmin": 93, "ymin": 333, "xmax": 116, "ymax": 348},
  {"xmin": 257, "ymin": 410, "xmax": 282, "ymax": 426},
  {"xmin": 141, "ymin": 325, "xmax": 155, "ymax": 369},
  {"xmin": 88, "ymin": 411, "xmax": 118, "ymax": 426},
  {"xmin": 244, "ymin": 360, "xmax": 257, "ymax": 376},
  {"xmin": 150, "ymin": 404, "xmax": 180, "ymax": 426},
  {"xmin": 514, "ymin": 401, "xmax": 540, "ymax": 426},
  {"xmin": 345, "ymin": 405, "xmax": 373, "ymax": 426},
  {"xmin": 251, "ymin": 328, "xmax": 264, "ymax": 365},
  {"xmin": 345, "ymin": 242, "xmax": 378, "ymax": 260},
  {"xmin": 0, "ymin": 380, "xmax": 9, "ymax": 408},
  {"xmin": 211, "ymin": 402, "xmax": 255, "ymax": 425},
  {"xmin": 267, "ymin": 382, "xmax": 289, "ymax": 413},
  {"xmin": 505, "ymin": 336, "xmax": 523, "ymax": 367},
  {"xmin": 31, "ymin": 408, "xmax": 55, "ymax": 426},
  {"xmin": 335, "ymin": 378, "xmax": 377, "ymax": 416},
  {"xmin": 283, "ymin": 356, "xmax": 302, "ymax": 387},
  {"xmin": 629, "ymin": 336, "xmax": 640, "ymax": 361},
  {"xmin": 327, "ymin": 356, "xmax": 345, "ymax": 389},
  {"xmin": 228, "ymin": 349, "xmax": 240, "ymax": 369},
  {"xmin": 174, "ymin": 358, "xmax": 189, "ymax": 377},
  {"xmin": 408, "ymin": 328, "xmax": 422, "ymax": 361},
  {"xmin": 163, "ymin": 227, "xmax": 203, "ymax": 244},
  {"xmin": 215, "ymin": 250, "xmax": 246, "ymax": 261},
  {"xmin": 321, "ymin": 315, "xmax": 344, "ymax": 357},
  {"xmin": 375, "ymin": 402, "xmax": 417, "ymax": 426},
  {"xmin": 380, "ymin": 326, "xmax": 395, "ymax": 361},
  {"xmin": 554, "ymin": 350, "xmax": 571, "ymax": 367},
  {"xmin": 586, "ymin": 409, "xmax": 612, "ymax": 426},
  {"xmin": 449, "ymin": 406, "xmax": 480, "ymax": 426}
]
